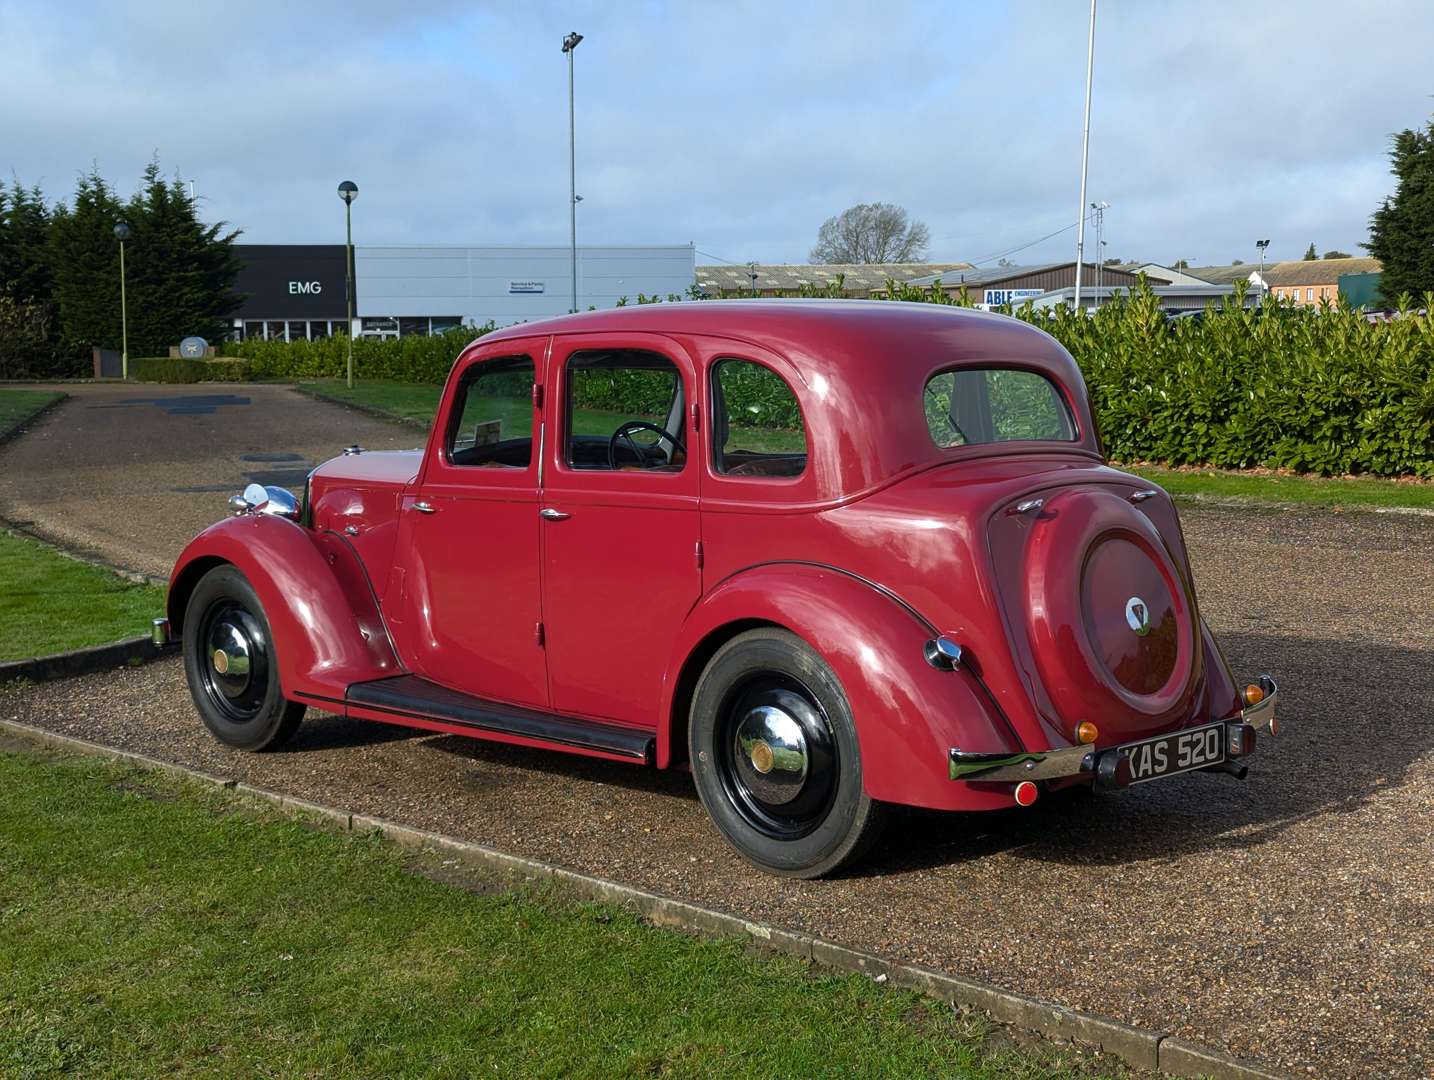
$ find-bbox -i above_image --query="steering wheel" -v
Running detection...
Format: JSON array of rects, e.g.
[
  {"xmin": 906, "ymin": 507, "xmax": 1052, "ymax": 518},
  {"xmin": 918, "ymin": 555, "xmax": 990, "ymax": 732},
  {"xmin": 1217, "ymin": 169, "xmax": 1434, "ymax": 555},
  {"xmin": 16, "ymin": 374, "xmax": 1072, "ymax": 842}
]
[{"xmin": 607, "ymin": 421, "xmax": 686, "ymax": 469}]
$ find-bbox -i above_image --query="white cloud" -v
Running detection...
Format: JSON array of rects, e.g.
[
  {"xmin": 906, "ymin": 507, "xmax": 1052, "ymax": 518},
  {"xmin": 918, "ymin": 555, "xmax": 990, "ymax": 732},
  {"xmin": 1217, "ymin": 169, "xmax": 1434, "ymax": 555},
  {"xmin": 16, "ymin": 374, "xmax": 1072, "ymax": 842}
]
[{"xmin": 1, "ymin": 0, "xmax": 1429, "ymax": 266}]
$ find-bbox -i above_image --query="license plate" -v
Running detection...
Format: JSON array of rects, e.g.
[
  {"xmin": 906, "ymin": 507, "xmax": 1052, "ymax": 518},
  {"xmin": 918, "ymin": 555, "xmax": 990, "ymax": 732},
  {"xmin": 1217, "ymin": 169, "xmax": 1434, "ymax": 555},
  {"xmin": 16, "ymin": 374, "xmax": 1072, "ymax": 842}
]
[{"xmin": 1121, "ymin": 722, "xmax": 1225, "ymax": 784}]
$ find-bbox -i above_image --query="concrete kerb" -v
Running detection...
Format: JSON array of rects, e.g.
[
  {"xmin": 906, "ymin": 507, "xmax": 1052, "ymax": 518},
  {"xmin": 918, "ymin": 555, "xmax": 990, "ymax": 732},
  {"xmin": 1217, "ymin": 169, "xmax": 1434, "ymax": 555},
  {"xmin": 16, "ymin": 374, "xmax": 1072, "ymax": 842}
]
[
  {"xmin": 0, "ymin": 635, "xmax": 176, "ymax": 685},
  {"xmin": 0, "ymin": 716, "xmax": 1292, "ymax": 1080}
]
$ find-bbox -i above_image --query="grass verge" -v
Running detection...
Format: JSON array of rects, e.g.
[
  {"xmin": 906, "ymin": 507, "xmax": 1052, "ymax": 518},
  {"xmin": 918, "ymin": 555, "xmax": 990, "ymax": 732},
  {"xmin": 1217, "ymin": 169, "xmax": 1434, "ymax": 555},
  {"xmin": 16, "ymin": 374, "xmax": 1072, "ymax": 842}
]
[
  {"xmin": 1126, "ymin": 465, "xmax": 1434, "ymax": 512},
  {"xmin": 0, "ymin": 749, "xmax": 1113, "ymax": 1079},
  {"xmin": 0, "ymin": 389, "xmax": 64, "ymax": 441},
  {"xmin": 0, "ymin": 532, "xmax": 164, "ymax": 662}
]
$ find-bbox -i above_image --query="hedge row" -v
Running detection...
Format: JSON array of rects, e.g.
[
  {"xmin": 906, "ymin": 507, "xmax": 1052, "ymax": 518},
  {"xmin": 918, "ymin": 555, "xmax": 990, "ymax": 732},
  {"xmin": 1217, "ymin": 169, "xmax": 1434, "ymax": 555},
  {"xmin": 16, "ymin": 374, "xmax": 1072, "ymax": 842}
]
[
  {"xmin": 130, "ymin": 356, "xmax": 252, "ymax": 382},
  {"xmin": 218, "ymin": 282, "xmax": 1434, "ymax": 477},
  {"xmin": 221, "ymin": 325, "xmax": 495, "ymax": 382}
]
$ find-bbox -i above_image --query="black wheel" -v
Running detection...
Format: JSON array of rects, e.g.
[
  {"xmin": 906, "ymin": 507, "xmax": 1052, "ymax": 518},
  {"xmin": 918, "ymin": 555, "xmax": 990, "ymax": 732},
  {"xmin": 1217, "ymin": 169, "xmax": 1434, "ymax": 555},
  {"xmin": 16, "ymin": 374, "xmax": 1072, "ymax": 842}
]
[
  {"xmin": 689, "ymin": 629, "xmax": 885, "ymax": 878},
  {"xmin": 182, "ymin": 565, "xmax": 305, "ymax": 752}
]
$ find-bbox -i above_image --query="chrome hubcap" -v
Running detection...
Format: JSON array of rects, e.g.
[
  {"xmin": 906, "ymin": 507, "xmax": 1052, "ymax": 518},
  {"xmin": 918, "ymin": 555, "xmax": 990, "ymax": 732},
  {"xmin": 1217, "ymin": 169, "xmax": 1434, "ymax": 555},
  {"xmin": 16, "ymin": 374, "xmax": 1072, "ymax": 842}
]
[
  {"xmin": 734, "ymin": 705, "xmax": 809, "ymax": 806},
  {"xmin": 195, "ymin": 599, "xmax": 270, "ymax": 724},
  {"xmin": 717, "ymin": 677, "xmax": 838, "ymax": 841},
  {"xmin": 207, "ymin": 620, "xmax": 254, "ymax": 698}
]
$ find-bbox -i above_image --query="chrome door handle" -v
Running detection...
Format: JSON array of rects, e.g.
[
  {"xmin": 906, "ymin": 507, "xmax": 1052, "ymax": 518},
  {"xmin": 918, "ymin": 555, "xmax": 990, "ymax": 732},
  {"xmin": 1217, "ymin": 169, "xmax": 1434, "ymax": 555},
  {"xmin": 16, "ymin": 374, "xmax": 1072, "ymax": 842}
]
[
  {"xmin": 412, "ymin": 500, "xmax": 437, "ymax": 514},
  {"xmin": 540, "ymin": 508, "xmax": 571, "ymax": 521},
  {"xmin": 1129, "ymin": 489, "xmax": 1159, "ymax": 503}
]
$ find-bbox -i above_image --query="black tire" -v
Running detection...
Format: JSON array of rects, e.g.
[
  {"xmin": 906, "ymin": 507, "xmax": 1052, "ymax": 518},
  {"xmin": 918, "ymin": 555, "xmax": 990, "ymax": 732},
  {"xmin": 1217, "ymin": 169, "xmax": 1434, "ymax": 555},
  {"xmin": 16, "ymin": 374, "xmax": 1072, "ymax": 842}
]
[
  {"xmin": 689, "ymin": 628, "xmax": 885, "ymax": 878},
  {"xmin": 182, "ymin": 565, "xmax": 305, "ymax": 752}
]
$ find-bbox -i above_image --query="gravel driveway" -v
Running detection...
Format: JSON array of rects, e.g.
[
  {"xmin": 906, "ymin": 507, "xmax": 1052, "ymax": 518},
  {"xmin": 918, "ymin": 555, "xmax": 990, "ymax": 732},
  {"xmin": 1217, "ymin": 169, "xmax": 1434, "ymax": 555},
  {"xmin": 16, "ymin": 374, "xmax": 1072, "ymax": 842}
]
[
  {"xmin": 3, "ymin": 385, "xmax": 1431, "ymax": 1078},
  {"xmin": 0, "ymin": 383, "xmax": 418, "ymax": 579}
]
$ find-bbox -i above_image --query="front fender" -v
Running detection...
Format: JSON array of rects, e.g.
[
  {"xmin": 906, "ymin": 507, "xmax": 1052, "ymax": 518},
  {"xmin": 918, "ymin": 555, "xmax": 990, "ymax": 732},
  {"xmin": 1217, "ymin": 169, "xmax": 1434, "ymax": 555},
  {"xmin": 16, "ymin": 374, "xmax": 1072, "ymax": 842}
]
[
  {"xmin": 660, "ymin": 563, "xmax": 1022, "ymax": 812},
  {"xmin": 168, "ymin": 515, "xmax": 400, "ymax": 703}
]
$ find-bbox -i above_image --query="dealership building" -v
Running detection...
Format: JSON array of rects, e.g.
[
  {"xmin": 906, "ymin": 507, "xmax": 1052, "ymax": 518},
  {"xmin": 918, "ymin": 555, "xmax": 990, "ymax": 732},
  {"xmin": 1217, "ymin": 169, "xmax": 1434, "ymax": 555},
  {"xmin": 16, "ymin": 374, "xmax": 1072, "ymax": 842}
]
[{"xmin": 230, "ymin": 243, "xmax": 696, "ymax": 341}]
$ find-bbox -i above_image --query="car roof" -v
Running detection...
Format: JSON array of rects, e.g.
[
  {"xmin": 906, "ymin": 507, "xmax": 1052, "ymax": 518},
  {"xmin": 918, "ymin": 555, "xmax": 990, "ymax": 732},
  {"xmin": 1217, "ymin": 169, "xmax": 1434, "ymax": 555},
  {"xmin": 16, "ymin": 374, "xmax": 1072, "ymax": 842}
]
[
  {"xmin": 478, "ymin": 299, "xmax": 1074, "ymax": 385},
  {"xmin": 471, "ymin": 300, "xmax": 1098, "ymax": 501}
]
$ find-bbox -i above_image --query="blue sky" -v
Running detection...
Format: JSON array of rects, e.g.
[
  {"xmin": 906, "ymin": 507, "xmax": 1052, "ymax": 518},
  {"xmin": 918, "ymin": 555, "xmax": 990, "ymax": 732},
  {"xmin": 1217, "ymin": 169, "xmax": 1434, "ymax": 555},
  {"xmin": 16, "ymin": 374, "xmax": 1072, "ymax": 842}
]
[{"xmin": 3, "ymin": 0, "xmax": 1431, "ymax": 268}]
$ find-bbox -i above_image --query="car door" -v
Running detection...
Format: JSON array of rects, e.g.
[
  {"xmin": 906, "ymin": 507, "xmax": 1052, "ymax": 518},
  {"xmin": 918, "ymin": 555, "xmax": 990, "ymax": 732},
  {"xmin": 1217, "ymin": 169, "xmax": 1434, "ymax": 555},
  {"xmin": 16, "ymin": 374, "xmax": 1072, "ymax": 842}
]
[
  {"xmin": 539, "ymin": 332, "xmax": 702, "ymax": 726},
  {"xmin": 386, "ymin": 337, "xmax": 550, "ymax": 709}
]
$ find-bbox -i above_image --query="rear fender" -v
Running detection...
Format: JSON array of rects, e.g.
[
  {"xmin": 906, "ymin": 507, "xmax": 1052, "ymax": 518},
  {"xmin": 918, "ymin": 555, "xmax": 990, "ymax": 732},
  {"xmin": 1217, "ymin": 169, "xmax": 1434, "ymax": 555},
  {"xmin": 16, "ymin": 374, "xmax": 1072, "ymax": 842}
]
[
  {"xmin": 659, "ymin": 563, "xmax": 1021, "ymax": 811},
  {"xmin": 168, "ymin": 515, "xmax": 401, "ymax": 703}
]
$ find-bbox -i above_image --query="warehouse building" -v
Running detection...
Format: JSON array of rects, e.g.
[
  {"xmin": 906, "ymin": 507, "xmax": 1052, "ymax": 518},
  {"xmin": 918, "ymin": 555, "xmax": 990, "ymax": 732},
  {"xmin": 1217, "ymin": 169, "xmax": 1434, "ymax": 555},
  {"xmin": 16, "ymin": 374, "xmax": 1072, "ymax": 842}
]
[
  {"xmin": 230, "ymin": 243, "xmax": 696, "ymax": 340},
  {"xmin": 895, "ymin": 261, "xmax": 1155, "ymax": 307}
]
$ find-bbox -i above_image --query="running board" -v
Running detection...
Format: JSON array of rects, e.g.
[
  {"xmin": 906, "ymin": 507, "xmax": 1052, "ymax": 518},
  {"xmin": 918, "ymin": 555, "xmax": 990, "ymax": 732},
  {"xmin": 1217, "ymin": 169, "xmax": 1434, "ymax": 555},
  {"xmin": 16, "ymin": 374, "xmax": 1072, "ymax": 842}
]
[{"xmin": 346, "ymin": 675, "xmax": 654, "ymax": 762}]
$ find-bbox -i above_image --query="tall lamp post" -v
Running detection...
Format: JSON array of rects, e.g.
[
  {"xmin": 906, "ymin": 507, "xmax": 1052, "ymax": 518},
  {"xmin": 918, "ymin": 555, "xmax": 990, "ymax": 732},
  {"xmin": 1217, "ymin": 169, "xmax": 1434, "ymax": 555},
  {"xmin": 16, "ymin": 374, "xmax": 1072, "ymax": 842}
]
[
  {"xmin": 1255, "ymin": 239, "xmax": 1270, "ymax": 307},
  {"xmin": 562, "ymin": 30, "xmax": 584, "ymax": 314},
  {"xmin": 1071, "ymin": 0, "xmax": 1097, "ymax": 312},
  {"xmin": 1091, "ymin": 201, "xmax": 1109, "ymax": 301},
  {"xmin": 338, "ymin": 181, "xmax": 358, "ymax": 389},
  {"xmin": 114, "ymin": 222, "xmax": 131, "ymax": 380}
]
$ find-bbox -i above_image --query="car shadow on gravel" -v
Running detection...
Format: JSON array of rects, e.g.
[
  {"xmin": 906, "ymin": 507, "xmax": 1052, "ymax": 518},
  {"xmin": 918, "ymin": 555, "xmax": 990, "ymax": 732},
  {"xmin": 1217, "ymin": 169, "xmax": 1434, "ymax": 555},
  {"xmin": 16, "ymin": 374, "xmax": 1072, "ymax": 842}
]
[
  {"xmin": 420, "ymin": 733, "xmax": 702, "ymax": 802},
  {"xmin": 854, "ymin": 629, "xmax": 1434, "ymax": 876},
  {"xmin": 278, "ymin": 711, "xmax": 427, "ymax": 752}
]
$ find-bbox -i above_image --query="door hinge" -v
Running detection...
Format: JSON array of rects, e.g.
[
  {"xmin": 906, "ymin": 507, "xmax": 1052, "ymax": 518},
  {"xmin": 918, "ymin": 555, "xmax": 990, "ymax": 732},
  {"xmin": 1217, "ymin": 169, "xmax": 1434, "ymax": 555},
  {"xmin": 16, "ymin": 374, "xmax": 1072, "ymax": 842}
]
[
  {"xmin": 532, "ymin": 384, "xmax": 544, "ymax": 409},
  {"xmin": 695, "ymin": 540, "xmax": 704, "ymax": 570},
  {"xmin": 690, "ymin": 402, "xmax": 701, "ymax": 432},
  {"xmin": 535, "ymin": 621, "xmax": 545, "ymax": 647}
]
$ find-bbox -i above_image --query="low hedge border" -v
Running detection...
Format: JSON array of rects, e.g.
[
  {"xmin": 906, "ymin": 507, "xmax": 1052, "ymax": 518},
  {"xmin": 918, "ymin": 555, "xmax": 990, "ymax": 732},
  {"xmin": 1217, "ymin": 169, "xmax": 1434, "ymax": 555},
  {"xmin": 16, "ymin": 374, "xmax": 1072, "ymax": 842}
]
[{"xmin": 130, "ymin": 356, "xmax": 253, "ymax": 383}]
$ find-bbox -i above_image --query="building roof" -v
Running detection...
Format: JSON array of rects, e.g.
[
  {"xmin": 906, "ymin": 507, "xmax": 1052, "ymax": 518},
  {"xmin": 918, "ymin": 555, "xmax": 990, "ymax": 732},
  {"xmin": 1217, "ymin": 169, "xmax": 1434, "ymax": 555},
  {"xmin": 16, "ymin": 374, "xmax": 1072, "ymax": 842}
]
[
  {"xmin": 1183, "ymin": 264, "xmax": 1262, "ymax": 285},
  {"xmin": 695, "ymin": 262, "xmax": 972, "ymax": 295},
  {"xmin": 903, "ymin": 261, "xmax": 1143, "ymax": 289},
  {"xmin": 1262, "ymin": 257, "xmax": 1381, "ymax": 286},
  {"xmin": 1116, "ymin": 263, "xmax": 1212, "ymax": 285}
]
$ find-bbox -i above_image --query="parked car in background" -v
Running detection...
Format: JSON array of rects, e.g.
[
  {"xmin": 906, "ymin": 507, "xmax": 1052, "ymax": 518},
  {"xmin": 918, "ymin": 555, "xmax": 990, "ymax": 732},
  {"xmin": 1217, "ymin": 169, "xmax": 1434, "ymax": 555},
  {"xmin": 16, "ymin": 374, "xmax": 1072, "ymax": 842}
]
[{"xmin": 163, "ymin": 301, "xmax": 1281, "ymax": 877}]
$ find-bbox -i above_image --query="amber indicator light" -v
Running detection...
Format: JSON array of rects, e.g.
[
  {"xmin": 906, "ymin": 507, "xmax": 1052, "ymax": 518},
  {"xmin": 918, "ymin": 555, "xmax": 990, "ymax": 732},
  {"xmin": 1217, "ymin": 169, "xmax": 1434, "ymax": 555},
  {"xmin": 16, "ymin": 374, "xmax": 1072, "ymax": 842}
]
[
  {"xmin": 1243, "ymin": 683, "xmax": 1265, "ymax": 707},
  {"xmin": 1075, "ymin": 721, "xmax": 1099, "ymax": 744}
]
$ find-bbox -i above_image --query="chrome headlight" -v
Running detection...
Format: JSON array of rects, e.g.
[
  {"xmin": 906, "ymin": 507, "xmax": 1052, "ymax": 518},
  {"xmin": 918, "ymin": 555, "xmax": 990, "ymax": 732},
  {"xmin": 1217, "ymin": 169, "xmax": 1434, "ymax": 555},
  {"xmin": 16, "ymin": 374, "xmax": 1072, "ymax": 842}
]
[{"xmin": 229, "ymin": 483, "xmax": 300, "ymax": 521}]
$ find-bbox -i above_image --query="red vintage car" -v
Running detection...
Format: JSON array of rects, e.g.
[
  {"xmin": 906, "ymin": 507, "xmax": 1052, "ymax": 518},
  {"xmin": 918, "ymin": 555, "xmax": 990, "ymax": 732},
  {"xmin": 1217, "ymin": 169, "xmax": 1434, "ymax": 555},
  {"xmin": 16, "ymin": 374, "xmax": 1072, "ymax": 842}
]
[{"xmin": 162, "ymin": 301, "xmax": 1280, "ymax": 877}]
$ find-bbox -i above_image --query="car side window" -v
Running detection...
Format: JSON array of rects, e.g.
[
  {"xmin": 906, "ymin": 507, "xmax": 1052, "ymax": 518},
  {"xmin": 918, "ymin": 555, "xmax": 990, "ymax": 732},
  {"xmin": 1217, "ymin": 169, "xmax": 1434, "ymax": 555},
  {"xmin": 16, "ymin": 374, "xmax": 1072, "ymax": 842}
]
[
  {"xmin": 565, "ymin": 349, "xmax": 687, "ymax": 472},
  {"xmin": 447, "ymin": 355, "xmax": 535, "ymax": 468},
  {"xmin": 711, "ymin": 358, "xmax": 807, "ymax": 478}
]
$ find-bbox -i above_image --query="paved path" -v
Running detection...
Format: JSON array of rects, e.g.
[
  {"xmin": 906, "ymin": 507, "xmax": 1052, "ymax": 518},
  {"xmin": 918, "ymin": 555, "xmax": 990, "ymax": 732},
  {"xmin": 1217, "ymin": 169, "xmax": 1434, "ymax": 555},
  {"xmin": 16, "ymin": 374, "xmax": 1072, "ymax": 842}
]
[
  {"xmin": 0, "ymin": 383, "xmax": 419, "ymax": 578},
  {"xmin": 3, "ymin": 384, "xmax": 1432, "ymax": 1077}
]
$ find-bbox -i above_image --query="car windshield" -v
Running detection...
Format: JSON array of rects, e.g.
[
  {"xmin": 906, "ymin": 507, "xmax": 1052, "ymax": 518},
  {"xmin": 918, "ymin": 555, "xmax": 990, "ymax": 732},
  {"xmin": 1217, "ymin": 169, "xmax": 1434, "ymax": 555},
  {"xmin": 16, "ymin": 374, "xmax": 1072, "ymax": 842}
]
[{"xmin": 923, "ymin": 367, "xmax": 1075, "ymax": 448}]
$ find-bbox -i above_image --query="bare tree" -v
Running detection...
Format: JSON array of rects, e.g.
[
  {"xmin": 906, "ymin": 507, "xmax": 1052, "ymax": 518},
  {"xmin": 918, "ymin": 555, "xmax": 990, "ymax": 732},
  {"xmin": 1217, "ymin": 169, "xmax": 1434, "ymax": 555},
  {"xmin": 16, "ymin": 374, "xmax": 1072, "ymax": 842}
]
[{"xmin": 809, "ymin": 203, "xmax": 930, "ymax": 264}]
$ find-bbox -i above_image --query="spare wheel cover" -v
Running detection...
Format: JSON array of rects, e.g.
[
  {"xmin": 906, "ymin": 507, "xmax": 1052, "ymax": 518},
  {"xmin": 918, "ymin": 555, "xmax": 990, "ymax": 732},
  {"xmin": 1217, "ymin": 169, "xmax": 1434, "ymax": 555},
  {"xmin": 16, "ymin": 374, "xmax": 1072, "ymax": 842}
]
[{"xmin": 1023, "ymin": 488, "xmax": 1199, "ymax": 732}]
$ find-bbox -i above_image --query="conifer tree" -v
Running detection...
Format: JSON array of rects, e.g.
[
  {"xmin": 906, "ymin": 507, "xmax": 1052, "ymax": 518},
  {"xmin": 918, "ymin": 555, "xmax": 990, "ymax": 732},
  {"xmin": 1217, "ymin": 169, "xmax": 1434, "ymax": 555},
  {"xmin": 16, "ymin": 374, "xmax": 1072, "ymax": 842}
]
[
  {"xmin": 1367, "ymin": 115, "xmax": 1434, "ymax": 301},
  {"xmin": 0, "ymin": 183, "xmax": 55, "ymax": 301},
  {"xmin": 47, "ymin": 169, "xmax": 124, "ymax": 351}
]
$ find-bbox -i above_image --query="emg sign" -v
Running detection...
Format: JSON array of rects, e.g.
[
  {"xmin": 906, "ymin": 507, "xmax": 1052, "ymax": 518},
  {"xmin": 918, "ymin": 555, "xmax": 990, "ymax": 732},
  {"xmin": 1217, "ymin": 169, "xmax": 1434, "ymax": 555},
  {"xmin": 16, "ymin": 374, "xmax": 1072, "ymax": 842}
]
[{"xmin": 288, "ymin": 280, "xmax": 323, "ymax": 295}]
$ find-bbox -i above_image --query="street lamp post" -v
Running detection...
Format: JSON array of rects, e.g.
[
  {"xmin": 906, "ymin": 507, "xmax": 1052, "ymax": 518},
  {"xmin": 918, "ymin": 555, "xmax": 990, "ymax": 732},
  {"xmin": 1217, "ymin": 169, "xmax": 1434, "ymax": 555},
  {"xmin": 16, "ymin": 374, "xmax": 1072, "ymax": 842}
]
[
  {"xmin": 1072, "ymin": 0, "xmax": 1097, "ymax": 313},
  {"xmin": 562, "ymin": 31, "xmax": 584, "ymax": 315},
  {"xmin": 113, "ymin": 222, "xmax": 131, "ymax": 380},
  {"xmin": 338, "ymin": 181, "xmax": 358, "ymax": 389},
  {"xmin": 1255, "ymin": 239, "xmax": 1270, "ymax": 307},
  {"xmin": 1091, "ymin": 201, "xmax": 1108, "ymax": 301}
]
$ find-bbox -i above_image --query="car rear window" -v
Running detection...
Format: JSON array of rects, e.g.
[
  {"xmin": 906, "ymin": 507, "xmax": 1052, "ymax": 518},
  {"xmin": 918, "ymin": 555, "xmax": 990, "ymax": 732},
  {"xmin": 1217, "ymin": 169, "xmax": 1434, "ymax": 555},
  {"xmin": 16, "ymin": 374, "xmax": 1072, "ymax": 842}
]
[{"xmin": 923, "ymin": 368, "xmax": 1075, "ymax": 448}]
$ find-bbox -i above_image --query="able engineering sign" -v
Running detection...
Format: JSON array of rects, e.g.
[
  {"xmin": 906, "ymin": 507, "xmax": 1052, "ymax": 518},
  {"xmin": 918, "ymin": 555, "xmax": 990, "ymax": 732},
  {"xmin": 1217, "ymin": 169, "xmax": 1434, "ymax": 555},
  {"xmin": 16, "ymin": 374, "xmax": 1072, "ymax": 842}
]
[{"xmin": 983, "ymin": 288, "xmax": 1044, "ymax": 307}]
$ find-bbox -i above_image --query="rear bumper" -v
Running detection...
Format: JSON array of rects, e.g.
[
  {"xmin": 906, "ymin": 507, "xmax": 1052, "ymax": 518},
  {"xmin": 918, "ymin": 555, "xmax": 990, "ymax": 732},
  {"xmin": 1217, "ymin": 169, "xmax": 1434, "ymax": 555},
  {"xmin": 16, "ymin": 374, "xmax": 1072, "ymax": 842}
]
[{"xmin": 948, "ymin": 674, "xmax": 1280, "ymax": 783}]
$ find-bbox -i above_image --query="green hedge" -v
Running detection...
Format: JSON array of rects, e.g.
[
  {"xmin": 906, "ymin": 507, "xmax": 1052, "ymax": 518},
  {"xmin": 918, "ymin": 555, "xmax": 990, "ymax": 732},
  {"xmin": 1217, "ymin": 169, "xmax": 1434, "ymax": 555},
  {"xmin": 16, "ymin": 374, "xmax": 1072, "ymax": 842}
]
[
  {"xmin": 130, "ymin": 356, "xmax": 253, "ymax": 383},
  {"xmin": 215, "ymin": 283, "xmax": 1434, "ymax": 478},
  {"xmin": 222, "ymin": 325, "xmax": 494, "ymax": 382}
]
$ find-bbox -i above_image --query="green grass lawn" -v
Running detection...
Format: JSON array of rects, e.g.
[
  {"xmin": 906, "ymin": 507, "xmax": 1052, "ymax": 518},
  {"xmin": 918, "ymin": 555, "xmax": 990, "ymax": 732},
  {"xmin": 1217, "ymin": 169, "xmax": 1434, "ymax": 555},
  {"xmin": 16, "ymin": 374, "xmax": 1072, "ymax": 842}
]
[
  {"xmin": 1127, "ymin": 465, "xmax": 1434, "ymax": 512},
  {"xmin": 0, "ymin": 532, "xmax": 164, "ymax": 662},
  {"xmin": 0, "ymin": 389, "xmax": 63, "ymax": 439},
  {"xmin": 0, "ymin": 750, "xmax": 1110, "ymax": 1080}
]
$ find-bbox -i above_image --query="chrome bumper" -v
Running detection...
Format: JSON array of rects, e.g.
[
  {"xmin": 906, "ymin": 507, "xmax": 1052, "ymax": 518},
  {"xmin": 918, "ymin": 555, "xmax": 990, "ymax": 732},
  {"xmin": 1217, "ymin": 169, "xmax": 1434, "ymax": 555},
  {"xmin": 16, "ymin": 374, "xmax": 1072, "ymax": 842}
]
[{"xmin": 948, "ymin": 674, "xmax": 1280, "ymax": 783}]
